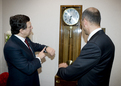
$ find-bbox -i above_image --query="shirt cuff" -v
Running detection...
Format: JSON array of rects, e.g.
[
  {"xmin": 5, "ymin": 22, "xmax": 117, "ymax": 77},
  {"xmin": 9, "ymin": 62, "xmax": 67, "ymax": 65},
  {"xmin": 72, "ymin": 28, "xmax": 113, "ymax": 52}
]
[{"xmin": 36, "ymin": 56, "xmax": 41, "ymax": 64}]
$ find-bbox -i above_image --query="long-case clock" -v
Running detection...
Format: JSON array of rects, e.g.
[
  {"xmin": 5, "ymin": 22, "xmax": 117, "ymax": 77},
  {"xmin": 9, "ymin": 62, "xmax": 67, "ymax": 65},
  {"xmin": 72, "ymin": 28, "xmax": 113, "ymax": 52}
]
[{"xmin": 59, "ymin": 5, "xmax": 82, "ymax": 65}]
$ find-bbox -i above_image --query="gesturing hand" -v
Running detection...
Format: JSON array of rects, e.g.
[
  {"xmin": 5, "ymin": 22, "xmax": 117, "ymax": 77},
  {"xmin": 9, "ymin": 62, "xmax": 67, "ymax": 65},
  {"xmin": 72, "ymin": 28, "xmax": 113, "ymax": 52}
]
[{"xmin": 37, "ymin": 47, "xmax": 46, "ymax": 59}]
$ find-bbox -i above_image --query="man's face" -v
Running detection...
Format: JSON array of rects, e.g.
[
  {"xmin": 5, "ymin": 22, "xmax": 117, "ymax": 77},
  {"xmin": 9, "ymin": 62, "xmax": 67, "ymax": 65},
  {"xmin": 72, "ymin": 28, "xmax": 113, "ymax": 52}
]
[{"xmin": 22, "ymin": 21, "xmax": 33, "ymax": 38}]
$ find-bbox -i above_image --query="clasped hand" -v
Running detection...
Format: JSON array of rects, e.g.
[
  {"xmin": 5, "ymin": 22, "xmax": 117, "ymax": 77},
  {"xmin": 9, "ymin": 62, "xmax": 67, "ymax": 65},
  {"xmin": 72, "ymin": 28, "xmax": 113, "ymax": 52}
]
[{"xmin": 59, "ymin": 63, "xmax": 68, "ymax": 68}]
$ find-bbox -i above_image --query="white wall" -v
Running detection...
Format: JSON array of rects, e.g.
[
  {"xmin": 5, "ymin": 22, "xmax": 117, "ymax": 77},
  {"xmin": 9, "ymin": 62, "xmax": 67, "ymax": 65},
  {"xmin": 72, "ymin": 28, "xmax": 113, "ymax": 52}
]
[
  {"xmin": 2, "ymin": 0, "xmax": 121, "ymax": 86},
  {"xmin": 0, "ymin": 0, "xmax": 2, "ymax": 74},
  {"xmin": 1, "ymin": 0, "xmax": 8, "ymax": 73}
]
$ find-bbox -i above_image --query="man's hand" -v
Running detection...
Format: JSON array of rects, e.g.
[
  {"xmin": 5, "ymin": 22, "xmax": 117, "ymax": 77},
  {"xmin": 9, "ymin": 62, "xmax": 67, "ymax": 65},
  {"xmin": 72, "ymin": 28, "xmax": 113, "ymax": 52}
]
[
  {"xmin": 46, "ymin": 47, "xmax": 55, "ymax": 56},
  {"xmin": 59, "ymin": 63, "xmax": 68, "ymax": 68},
  {"xmin": 37, "ymin": 47, "xmax": 46, "ymax": 59}
]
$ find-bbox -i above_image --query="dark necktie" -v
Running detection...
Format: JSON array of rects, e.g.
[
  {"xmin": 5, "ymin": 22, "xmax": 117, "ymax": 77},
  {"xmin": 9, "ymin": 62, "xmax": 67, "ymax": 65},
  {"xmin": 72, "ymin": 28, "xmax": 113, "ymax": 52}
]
[{"xmin": 25, "ymin": 39, "xmax": 32, "ymax": 53}]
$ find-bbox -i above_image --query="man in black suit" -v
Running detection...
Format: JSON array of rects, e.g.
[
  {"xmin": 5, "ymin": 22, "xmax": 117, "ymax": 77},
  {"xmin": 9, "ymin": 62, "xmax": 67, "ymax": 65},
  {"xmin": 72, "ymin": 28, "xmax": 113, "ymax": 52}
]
[
  {"xmin": 57, "ymin": 7, "xmax": 115, "ymax": 86},
  {"xmin": 4, "ymin": 14, "xmax": 55, "ymax": 86}
]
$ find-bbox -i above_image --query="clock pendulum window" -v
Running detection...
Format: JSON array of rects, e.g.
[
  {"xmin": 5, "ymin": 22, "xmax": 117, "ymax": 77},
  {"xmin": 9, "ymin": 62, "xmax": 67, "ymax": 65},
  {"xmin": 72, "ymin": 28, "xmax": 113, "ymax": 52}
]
[{"xmin": 62, "ymin": 8, "xmax": 80, "ymax": 63}]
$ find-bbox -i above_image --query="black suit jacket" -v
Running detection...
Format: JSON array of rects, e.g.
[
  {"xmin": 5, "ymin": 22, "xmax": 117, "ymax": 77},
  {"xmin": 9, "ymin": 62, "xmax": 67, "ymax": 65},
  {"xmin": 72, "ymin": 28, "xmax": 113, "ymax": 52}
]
[
  {"xmin": 57, "ymin": 30, "xmax": 115, "ymax": 86},
  {"xmin": 4, "ymin": 35, "xmax": 45, "ymax": 86}
]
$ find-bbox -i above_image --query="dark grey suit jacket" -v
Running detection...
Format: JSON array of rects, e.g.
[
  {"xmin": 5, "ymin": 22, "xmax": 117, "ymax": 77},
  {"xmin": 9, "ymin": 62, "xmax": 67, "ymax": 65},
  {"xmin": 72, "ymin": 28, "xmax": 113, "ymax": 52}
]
[
  {"xmin": 57, "ymin": 30, "xmax": 115, "ymax": 86},
  {"xmin": 4, "ymin": 35, "xmax": 45, "ymax": 86}
]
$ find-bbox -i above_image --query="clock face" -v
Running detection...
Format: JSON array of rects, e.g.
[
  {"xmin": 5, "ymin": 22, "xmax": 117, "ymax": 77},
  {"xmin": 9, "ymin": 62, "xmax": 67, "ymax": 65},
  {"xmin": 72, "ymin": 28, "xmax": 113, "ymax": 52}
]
[{"xmin": 63, "ymin": 8, "xmax": 79, "ymax": 25}]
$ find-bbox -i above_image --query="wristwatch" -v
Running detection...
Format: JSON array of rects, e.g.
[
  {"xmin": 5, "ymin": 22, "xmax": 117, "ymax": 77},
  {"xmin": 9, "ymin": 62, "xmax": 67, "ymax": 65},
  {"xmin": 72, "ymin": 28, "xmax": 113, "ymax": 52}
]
[{"xmin": 43, "ymin": 46, "xmax": 48, "ymax": 53}]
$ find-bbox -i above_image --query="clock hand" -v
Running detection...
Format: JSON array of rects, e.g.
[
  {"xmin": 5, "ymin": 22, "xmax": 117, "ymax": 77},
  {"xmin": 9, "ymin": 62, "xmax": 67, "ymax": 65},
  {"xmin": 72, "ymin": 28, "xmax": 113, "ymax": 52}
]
[{"xmin": 69, "ymin": 16, "xmax": 72, "ymax": 23}]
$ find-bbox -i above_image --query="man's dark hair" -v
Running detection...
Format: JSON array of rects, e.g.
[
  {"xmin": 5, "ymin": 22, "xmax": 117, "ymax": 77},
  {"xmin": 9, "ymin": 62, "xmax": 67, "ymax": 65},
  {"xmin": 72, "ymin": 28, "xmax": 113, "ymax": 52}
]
[
  {"xmin": 10, "ymin": 14, "xmax": 30, "ymax": 34},
  {"xmin": 82, "ymin": 7, "xmax": 101, "ymax": 26}
]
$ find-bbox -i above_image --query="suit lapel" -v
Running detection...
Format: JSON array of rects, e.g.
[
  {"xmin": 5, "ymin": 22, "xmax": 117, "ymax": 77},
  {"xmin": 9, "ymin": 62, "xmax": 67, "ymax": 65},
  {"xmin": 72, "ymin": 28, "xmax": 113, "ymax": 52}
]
[{"xmin": 11, "ymin": 35, "xmax": 34, "ymax": 57}]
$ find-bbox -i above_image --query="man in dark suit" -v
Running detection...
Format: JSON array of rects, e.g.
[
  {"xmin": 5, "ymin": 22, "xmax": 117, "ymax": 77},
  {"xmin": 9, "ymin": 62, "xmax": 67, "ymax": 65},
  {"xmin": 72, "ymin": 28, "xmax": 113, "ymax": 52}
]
[
  {"xmin": 4, "ymin": 14, "xmax": 55, "ymax": 86},
  {"xmin": 57, "ymin": 7, "xmax": 115, "ymax": 86}
]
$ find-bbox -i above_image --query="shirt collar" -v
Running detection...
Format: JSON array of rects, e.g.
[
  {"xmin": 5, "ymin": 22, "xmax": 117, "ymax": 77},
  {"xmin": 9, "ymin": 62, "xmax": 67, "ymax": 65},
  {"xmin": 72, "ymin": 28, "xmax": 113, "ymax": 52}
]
[
  {"xmin": 14, "ymin": 35, "xmax": 25, "ymax": 43},
  {"xmin": 87, "ymin": 28, "xmax": 102, "ymax": 41}
]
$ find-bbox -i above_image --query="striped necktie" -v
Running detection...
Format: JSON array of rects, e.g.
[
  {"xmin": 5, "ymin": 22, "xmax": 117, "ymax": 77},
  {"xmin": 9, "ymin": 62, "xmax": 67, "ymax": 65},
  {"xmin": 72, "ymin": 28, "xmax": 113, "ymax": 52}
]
[{"xmin": 25, "ymin": 39, "xmax": 32, "ymax": 53}]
